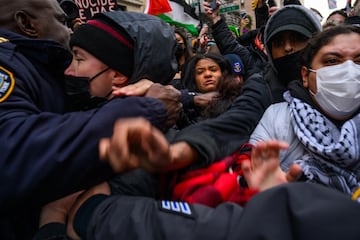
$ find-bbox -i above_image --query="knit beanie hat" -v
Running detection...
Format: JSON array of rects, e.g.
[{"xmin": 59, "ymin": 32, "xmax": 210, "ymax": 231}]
[
  {"xmin": 224, "ymin": 54, "xmax": 245, "ymax": 76},
  {"xmin": 265, "ymin": 5, "xmax": 321, "ymax": 45},
  {"xmin": 70, "ymin": 17, "xmax": 134, "ymax": 77}
]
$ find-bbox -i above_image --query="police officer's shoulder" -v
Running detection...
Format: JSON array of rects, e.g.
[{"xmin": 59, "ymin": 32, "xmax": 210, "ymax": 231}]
[
  {"xmin": 0, "ymin": 37, "xmax": 9, "ymax": 43},
  {"xmin": 0, "ymin": 36, "xmax": 16, "ymax": 102},
  {"xmin": 0, "ymin": 64, "xmax": 15, "ymax": 102}
]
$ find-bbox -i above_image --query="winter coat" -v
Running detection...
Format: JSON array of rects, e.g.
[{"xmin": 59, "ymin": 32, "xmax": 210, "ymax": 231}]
[
  {"xmin": 0, "ymin": 10, "xmax": 175, "ymax": 238},
  {"xmin": 34, "ymin": 183, "xmax": 360, "ymax": 240},
  {"xmin": 263, "ymin": 5, "xmax": 321, "ymax": 103},
  {"xmin": 211, "ymin": 18, "xmax": 265, "ymax": 77},
  {"xmin": 249, "ymin": 101, "xmax": 307, "ymax": 171}
]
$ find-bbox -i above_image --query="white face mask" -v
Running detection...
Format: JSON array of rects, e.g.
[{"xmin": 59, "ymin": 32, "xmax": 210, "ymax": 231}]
[{"xmin": 308, "ymin": 60, "xmax": 360, "ymax": 119}]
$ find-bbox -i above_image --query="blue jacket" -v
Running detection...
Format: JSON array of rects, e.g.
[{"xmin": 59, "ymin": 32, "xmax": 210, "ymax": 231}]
[{"xmin": 0, "ymin": 29, "xmax": 167, "ymax": 212}]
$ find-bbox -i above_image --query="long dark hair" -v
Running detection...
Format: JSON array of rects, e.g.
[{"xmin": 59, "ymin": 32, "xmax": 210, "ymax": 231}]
[
  {"xmin": 175, "ymin": 28, "xmax": 192, "ymax": 67},
  {"xmin": 181, "ymin": 52, "xmax": 243, "ymax": 118},
  {"xmin": 204, "ymin": 71, "xmax": 244, "ymax": 119},
  {"xmin": 181, "ymin": 53, "xmax": 232, "ymax": 91}
]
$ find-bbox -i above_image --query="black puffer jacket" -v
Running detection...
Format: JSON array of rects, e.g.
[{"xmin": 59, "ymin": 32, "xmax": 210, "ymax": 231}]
[{"xmin": 211, "ymin": 18, "xmax": 265, "ymax": 77}]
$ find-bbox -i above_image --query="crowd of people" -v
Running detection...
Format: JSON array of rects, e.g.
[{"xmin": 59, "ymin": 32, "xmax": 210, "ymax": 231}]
[{"xmin": 0, "ymin": 0, "xmax": 359, "ymax": 239}]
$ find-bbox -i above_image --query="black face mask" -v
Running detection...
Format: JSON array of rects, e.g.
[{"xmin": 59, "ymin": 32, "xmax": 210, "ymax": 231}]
[
  {"xmin": 175, "ymin": 43, "xmax": 185, "ymax": 61},
  {"xmin": 272, "ymin": 51, "xmax": 302, "ymax": 86},
  {"xmin": 64, "ymin": 68, "xmax": 111, "ymax": 111}
]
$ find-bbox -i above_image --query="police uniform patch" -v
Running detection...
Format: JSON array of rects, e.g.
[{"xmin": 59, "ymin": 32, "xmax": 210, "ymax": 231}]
[
  {"xmin": 159, "ymin": 200, "xmax": 195, "ymax": 218},
  {"xmin": 0, "ymin": 37, "xmax": 9, "ymax": 43},
  {"xmin": 0, "ymin": 66, "xmax": 15, "ymax": 102}
]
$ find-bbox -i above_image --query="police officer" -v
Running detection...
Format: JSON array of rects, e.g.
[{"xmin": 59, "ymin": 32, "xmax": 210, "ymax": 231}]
[
  {"xmin": 0, "ymin": 0, "xmax": 179, "ymax": 238},
  {"xmin": 35, "ymin": 182, "xmax": 360, "ymax": 240}
]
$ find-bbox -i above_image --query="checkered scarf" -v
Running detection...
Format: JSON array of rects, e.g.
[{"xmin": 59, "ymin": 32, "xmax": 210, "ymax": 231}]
[{"xmin": 284, "ymin": 91, "xmax": 360, "ymax": 195}]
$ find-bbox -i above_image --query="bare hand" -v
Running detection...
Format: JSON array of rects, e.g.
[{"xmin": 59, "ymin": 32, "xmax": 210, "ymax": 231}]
[
  {"xmin": 146, "ymin": 84, "xmax": 182, "ymax": 129},
  {"xmin": 99, "ymin": 118, "xmax": 172, "ymax": 173},
  {"xmin": 204, "ymin": 1, "xmax": 220, "ymax": 23},
  {"xmin": 242, "ymin": 140, "xmax": 302, "ymax": 191},
  {"xmin": 112, "ymin": 79, "xmax": 154, "ymax": 96}
]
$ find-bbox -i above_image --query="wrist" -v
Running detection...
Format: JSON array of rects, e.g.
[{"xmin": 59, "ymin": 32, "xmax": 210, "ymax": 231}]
[{"xmin": 39, "ymin": 208, "xmax": 67, "ymax": 227}]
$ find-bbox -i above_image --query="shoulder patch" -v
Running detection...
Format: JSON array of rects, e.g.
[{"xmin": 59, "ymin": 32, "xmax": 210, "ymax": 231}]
[
  {"xmin": 0, "ymin": 37, "xmax": 9, "ymax": 43},
  {"xmin": 0, "ymin": 66, "xmax": 15, "ymax": 102},
  {"xmin": 159, "ymin": 200, "xmax": 195, "ymax": 219},
  {"xmin": 352, "ymin": 187, "xmax": 360, "ymax": 203}
]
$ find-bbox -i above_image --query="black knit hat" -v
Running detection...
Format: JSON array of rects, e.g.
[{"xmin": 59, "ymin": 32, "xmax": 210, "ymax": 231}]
[
  {"xmin": 266, "ymin": 7, "xmax": 320, "ymax": 44},
  {"xmin": 70, "ymin": 18, "xmax": 134, "ymax": 77}
]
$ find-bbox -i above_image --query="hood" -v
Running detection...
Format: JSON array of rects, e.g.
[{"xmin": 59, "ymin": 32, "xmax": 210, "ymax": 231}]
[
  {"xmin": 264, "ymin": 5, "xmax": 322, "ymax": 72},
  {"xmin": 95, "ymin": 11, "xmax": 177, "ymax": 85}
]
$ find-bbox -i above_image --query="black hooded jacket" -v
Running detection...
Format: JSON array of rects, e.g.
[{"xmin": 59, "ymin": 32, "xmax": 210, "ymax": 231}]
[{"xmin": 263, "ymin": 5, "xmax": 322, "ymax": 103}]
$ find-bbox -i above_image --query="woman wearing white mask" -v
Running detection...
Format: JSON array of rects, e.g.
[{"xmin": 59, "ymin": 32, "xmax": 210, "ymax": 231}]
[{"xmin": 249, "ymin": 25, "xmax": 360, "ymax": 196}]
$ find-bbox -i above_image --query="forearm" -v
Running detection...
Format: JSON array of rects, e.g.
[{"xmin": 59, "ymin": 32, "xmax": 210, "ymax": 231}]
[{"xmin": 39, "ymin": 209, "xmax": 67, "ymax": 228}]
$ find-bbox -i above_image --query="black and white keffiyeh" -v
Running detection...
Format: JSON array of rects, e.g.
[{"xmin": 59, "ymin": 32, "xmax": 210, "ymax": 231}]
[{"xmin": 284, "ymin": 91, "xmax": 360, "ymax": 195}]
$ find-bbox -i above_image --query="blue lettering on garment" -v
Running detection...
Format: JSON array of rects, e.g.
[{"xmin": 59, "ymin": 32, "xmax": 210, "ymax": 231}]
[{"xmin": 159, "ymin": 200, "xmax": 195, "ymax": 218}]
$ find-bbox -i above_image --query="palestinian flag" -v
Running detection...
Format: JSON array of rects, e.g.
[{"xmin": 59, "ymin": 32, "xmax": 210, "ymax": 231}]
[{"xmin": 145, "ymin": 0, "xmax": 200, "ymax": 36}]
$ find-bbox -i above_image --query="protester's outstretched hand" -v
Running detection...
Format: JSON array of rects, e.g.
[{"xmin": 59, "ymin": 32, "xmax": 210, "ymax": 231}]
[
  {"xmin": 242, "ymin": 140, "xmax": 302, "ymax": 191},
  {"xmin": 145, "ymin": 84, "xmax": 182, "ymax": 129},
  {"xmin": 99, "ymin": 117, "xmax": 172, "ymax": 173}
]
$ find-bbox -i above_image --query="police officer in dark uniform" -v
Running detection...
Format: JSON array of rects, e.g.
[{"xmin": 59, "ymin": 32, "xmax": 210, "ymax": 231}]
[
  {"xmin": 0, "ymin": 0, "xmax": 179, "ymax": 238},
  {"xmin": 36, "ymin": 181, "xmax": 360, "ymax": 240}
]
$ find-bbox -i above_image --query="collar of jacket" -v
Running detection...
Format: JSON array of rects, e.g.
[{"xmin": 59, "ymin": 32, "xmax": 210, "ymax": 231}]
[{"xmin": 0, "ymin": 29, "xmax": 72, "ymax": 75}]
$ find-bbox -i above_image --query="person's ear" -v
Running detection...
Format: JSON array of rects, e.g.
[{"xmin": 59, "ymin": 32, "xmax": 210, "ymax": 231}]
[
  {"xmin": 14, "ymin": 11, "xmax": 38, "ymax": 37},
  {"xmin": 112, "ymin": 70, "xmax": 129, "ymax": 88},
  {"xmin": 301, "ymin": 66, "xmax": 309, "ymax": 88}
]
